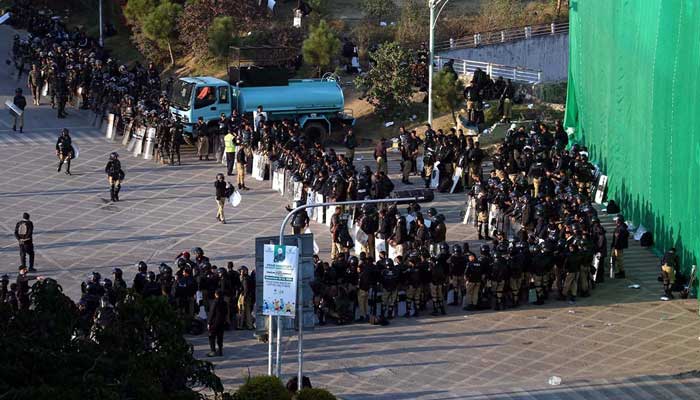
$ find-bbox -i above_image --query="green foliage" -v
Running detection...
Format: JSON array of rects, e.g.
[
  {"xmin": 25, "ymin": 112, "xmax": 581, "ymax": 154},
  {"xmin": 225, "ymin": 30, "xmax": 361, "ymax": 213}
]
[
  {"xmin": 302, "ymin": 20, "xmax": 341, "ymax": 75},
  {"xmin": 361, "ymin": 0, "xmax": 398, "ymax": 21},
  {"xmin": 432, "ymin": 69, "xmax": 465, "ymax": 125},
  {"xmin": 233, "ymin": 376, "xmax": 291, "ymax": 400},
  {"xmin": 296, "ymin": 388, "xmax": 337, "ymax": 400},
  {"xmin": 142, "ymin": 0, "xmax": 182, "ymax": 63},
  {"xmin": 307, "ymin": 0, "xmax": 329, "ymax": 16},
  {"xmin": 351, "ymin": 21, "xmax": 396, "ymax": 61},
  {"xmin": 208, "ymin": 16, "xmax": 236, "ymax": 58},
  {"xmin": 0, "ymin": 279, "xmax": 222, "ymax": 399},
  {"xmin": 395, "ymin": 0, "xmax": 429, "ymax": 48},
  {"xmin": 124, "ymin": 0, "xmax": 159, "ymax": 25},
  {"xmin": 354, "ymin": 42, "xmax": 414, "ymax": 118}
]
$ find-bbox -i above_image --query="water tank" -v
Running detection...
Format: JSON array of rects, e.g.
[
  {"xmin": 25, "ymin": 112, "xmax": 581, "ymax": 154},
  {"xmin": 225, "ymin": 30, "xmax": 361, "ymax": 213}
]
[{"xmin": 238, "ymin": 80, "xmax": 344, "ymax": 114}]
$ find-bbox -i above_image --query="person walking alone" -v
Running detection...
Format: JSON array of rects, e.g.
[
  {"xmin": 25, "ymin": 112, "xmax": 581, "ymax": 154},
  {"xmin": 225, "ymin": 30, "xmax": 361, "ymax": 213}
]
[
  {"xmin": 214, "ymin": 173, "xmax": 227, "ymax": 224},
  {"xmin": 12, "ymin": 88, "xmax": 26, "ymax": 132},
  {"xmin": 55, "ymin": 128, "xmax": 73, "ymax": 175},
  {"xmin": 105, "ymin": 152, "xmax": 124, "ymax": 202},
  {"xmin": 207, "ymin": 289, "xmax": 227, "ymax": 357},
  {"xmin": 14, "ymin": 213, "xmax": 35, "ymax": 272}
]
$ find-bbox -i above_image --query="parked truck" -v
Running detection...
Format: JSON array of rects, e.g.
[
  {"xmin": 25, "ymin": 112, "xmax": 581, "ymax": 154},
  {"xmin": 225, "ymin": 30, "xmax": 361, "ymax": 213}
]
[{"xmin": 168, "ymin": 72, "xmax": 354, "ymax": 141}]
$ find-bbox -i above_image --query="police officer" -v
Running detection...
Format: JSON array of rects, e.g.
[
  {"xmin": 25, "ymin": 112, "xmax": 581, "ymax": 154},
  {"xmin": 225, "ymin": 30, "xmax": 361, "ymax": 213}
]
[
  {"xmin": 462, "ymin": 251, "xmax": 482, "ymax": 311},
  {"xmin": 105, "ymin": 152, "xmax": 123, "ymax": 202},
  {"xmin": 381, "ymin": 259, "xmax": 400, "ymax": 319},
  {"xmin": 56, "ymin": 72, "xmax": 68, "ymax": 118},
  {"xmin": 429, "ymin": 245, "xmax": 448, "ymax": 316},
  {"xmin": 133, "ymin": 261, "xmax": 148, "ymax": 295},
  {"xmin": 224, "ymin": 127, "xmax": 236, "ymax": 176},
  {"xmin": 237, "ymin": 266, "xmax": 254, "ymax": 330},
  {"xmin": 291, "ymin": 207, "xmax": 310, "ymax": 235},
  {"xmin": 112, "ymin": 267, "xmax": 127, "ymax": 303},
  {"xmin": 55, "ymin": 128, "xmax": 73, "ymax": 175},
  {"xmin": 611, "ymin": 215, "xmax": 629, "ymax": 278},
  {"xmin": 491, "ymin": 243, "xmax": 510, "ymax": 310},
  {"xmin": 529, "ymin": 245, "xmax": 549, "ymax": 305},
  {"xmin": 561, "ymin": 243, "xmax": 580, "ymax": 302},
  {"xmin": 448, "ymin": 245, "xmax": 467, "ymax": 306},
  {"xmin": 207, "ymin": 289, "xmax": 227, "ymax": 357},
  {"xmin": 509, "ymin": 240, "xmax": 529, "ymax": 307},
  {"xmin": 170, "ymin": 116, "xmax": 183, "ymax": 165},
  {"xmin": 14, "ymin": 213, "xmax": 35, "ymax": 272}
]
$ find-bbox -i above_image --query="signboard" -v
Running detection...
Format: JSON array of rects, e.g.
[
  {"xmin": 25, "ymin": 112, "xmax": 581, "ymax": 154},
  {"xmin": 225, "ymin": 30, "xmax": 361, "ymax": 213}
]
[
  {"xmin": 262, "ymin": 244, "xmax": 298, "ymax": 317},
  {"xmin": 594, "ymin": 174, "xmax": 608, "ymax": 204}
]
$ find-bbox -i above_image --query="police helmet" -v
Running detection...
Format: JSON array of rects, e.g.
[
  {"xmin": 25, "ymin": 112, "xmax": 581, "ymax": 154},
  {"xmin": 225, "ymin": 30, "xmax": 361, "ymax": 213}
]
[
  {"xmin": 451, "ymin": 244, "xmax": 462, "ymax": 255},
  {"xmin": 480, "ymin": 244, "xmax": 491, "ymax": 255},
  {"xmin": 439, "ymin": 242, "xmax": 450, "ymax": 254},
  {"xmin": 348, "ymin": 256, "xmax": 359, "ymax": 267},
  {"xmin": 191, "ymin": 247, "xmax": 204, "ymax": 256},
  {"xmin": 217, "ymin": 267, "xmax": 227, "ymax": 275},
  {"xmin": 136, "ymin": 261, "xmax": 147, "ymax": 273},
  {"xmin": 110, "ymin": 152, "xmax": 119, "ymax": 159},
  {"xmin": 102, "ymin": 278, "xmax": 113, "ymax": 288},
  {"xmin": 91, "ymin": 271, "xmax": 101, "ymax": 282},
  {"xmin": 427, "ymin": 207, "xmax": 438, "ymax": 218},
  {"xmin": 496, "ymin": 243, "xmax": 509, "ymax": 255},
  {"xmin": 112, "ymin": 268, "xmax": 123, "ymax": 277},
  {"xmin": 1, "ymin": 274, "xmax": 9, "ymax": 283},
  {"xmin": 147, "ymin": 271, "xmax": 156, "ymax": 281}
]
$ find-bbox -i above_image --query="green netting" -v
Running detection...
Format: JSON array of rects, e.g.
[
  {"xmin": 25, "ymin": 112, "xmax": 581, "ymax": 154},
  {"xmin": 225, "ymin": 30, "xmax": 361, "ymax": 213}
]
[{"xmin": 564, "ymin": 0, "xmax": 700, "ymax": 277}]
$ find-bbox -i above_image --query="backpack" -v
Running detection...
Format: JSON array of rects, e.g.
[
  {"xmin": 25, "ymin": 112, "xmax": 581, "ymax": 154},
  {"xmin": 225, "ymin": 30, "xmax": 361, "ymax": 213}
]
[
  {"xmin": 640, "ymin": 232, "xmax": 653, "ymax": 247},
  {"xmin": 606, "ymin": 200, "xmax": 620, "ymax": 214},
  {"xmin": 17, "ymin": 221, "xmax": 28, "ymax": 237}
]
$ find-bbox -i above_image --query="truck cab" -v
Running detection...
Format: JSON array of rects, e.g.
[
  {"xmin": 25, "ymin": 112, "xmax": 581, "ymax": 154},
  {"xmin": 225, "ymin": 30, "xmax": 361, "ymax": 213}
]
[
  {"xmin": 169, "ymin": 73, "xmax": 355, "ymax": 141},
  {"xmin": 169, "ymin": 77, "xmax": 233, "ymax": 129}
]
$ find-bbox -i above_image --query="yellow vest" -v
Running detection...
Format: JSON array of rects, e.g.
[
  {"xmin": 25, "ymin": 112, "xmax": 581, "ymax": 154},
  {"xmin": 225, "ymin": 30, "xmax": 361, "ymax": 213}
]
[{"xmin": 224, "ymin": 133, "xmax": 236, "ymax": 153}]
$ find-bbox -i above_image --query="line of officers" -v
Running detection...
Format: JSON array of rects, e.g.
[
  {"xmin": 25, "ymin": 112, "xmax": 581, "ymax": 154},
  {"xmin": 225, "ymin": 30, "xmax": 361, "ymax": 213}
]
[
  {"xmin": 312, "ymin": 227, "xmax": 596, "ymax": 325},
  {"xmin": 76, "ymin": 249, "xmax": 257, "ymax": 337}
]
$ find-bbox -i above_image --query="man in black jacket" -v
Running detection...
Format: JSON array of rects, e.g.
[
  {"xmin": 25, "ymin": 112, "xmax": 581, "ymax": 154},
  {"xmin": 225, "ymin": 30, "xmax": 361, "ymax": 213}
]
[
  {"xmin": 236, "ymin": 145, "xmax": 249, "ymax": 190},
  {"xmin": 214, "ymin": 173, "xmax": 227, "ymax": 224},
  {"xmin": 15, "ymin": 213, "xmax": 35, "ymax": 272},
  {"xmin": 12, "ymin": 88, "xmax": 26, "ymax": 132},
  {"xmin": 56, "ymin": 128, "xmax": 73, "ymax": 175},
  {"xmin": 207, "ymin": 290, "xmax": 227, "ymax": 357},
  {"xmin": 343, "ymin": 129, "xmax": 357, "ymax": 163},
  {"xmin": 105, "ymin": 152, "xmax": 123, "ymax": 202}
]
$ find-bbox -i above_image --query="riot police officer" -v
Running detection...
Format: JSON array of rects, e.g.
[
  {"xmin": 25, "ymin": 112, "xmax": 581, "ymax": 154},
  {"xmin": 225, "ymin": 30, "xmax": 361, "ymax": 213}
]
[
  {"xmin": 105, "ymin": 152, "xmax": 123, "ymax": 202},
  {"xmin": 55, "ymin": 128, "xmax": 73, "ymax": 175}
]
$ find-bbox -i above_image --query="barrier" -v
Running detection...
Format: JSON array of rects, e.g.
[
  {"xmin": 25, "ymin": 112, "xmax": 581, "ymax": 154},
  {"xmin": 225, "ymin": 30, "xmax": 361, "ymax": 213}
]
[
  {"xmin": 104, "ymin": 113, "xmax": 117, "ymax": 141},
  {"xmin": 142, "ymin": 127, "xmax": 156, "ymax": 160}
]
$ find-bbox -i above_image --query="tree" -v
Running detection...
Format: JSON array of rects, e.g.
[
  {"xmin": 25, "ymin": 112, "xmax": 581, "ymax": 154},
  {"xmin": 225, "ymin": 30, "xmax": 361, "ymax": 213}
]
[
  {"xmin": 208, "ymin": 16, "xmax": 235, "ymax": 58},
  {"xmin": 302, "ymin": 20, "xmax": 341, "ymax": 76},
  {"xmin": 142, "ymin": 0, "xmax": 183, "ymax": 65},
  {"xmin": 361, "ymin": 0, "xmax": 399, "ymax": 22},
  {"xmin": 124, "ymin": 0, "xmax": 159, "ymax": 26},
  {"xmin": 0, "ymin": 279, "xmax": 223, "ymax": 399},
  {"xmin": 354, "ymin": 42, "xmax": 414, "ymax": 119},
  {"xmin": 432, "ymin": 69, "xmax": 465, "ymax": 126},
  {"xmin": 395, "ymin": 0, "xmax": 429, "ymax": 47}
]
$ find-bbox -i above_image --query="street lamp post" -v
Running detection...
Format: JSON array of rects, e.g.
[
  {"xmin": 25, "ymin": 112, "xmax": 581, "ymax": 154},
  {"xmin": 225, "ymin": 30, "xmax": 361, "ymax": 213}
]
[
  {"xmin": 98, "ymin": 0, "xmax": 104, "ymax": 47},
  {"xmin": 428, "ymin": 0, "xmax": 450, "ymax": 125},
  {"xmin": 276, "ymin": 194, "xmax": 434, "ymax": 391}
]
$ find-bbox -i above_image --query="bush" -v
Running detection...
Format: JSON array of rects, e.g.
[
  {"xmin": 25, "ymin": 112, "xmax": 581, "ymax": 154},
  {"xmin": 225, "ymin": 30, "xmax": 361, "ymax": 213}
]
[
  {"xmin": 395, "ymin": 0, "xmax": 428, "ymax": 48},
  {"xmin": 296, "ymin": 388, "xmax": 337, "ymax": 400},
  {"xmin": 302, "ymin": 20, "xmax": 341, "ymax": 76},
  {"xmin": 208, "ymin": 16, "xmax": 235, "ymax": 58},
  {"xmin": 234, "ymin": 376, "xmax": 291, "ymax": 400},
  {"xmin": 361, "ymin": 0, "xmax": 399, "ymax": 21},
  {"xmin": 351, "ymin": 21, "xmax": 396, "ymax": 62}
]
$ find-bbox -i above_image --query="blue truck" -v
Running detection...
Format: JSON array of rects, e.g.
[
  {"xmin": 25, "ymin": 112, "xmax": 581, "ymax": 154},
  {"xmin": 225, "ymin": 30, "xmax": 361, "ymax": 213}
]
[{"xmin": 168, "ymin": 74, "xmax": 355, "ymax": 140}]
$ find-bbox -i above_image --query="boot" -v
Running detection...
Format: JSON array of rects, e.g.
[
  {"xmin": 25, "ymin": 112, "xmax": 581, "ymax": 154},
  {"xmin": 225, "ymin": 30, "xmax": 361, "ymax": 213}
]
[
  {"xmin": 404, "ymin": 303, "xmax": 411, "ymax": 318},
  {"xmin": 216, "ymin": 348, "xmax": 223, "ymax": 357},
  {"xmin": 57, "ymin": 161, "xmax": 62, "ymax": 172},
  {"xmin": 495, "ymin": 299, "xmax": 502, "ymax": 311},
  {"xmin": 318, "ymin": 310, "xmax": 326, "ymax": 325},
  {"xmin": 440, "ymin": 302, "xmax": 446, "ymax": 315},
  {"xmin": 430, "ymin": 302, "xmax": 439, "ymax": 316},
  {"xmin": 533, "ymin": 293, "xmax": 544, "ymax": 305},
  {"xmin": 387, "ymin": 306, "xmax": 394, "ymax": 320},
  {"xmin": 511, "ymin": 293, "xmax": 519, "ymax": 308},
  {"xmin": 114, "ymin": 186, "xmax": 121, "ymax": 201},
  {"xmin": 109, "ymin": 186, "xmax": 116, "ymax": 202},
  {"xmin": 65, "ymin": 159, "xmax": 71, "ymax": 175},
  {"xmin": 412, "ymin": 302, "xmax": 419, "ymax": 317}
]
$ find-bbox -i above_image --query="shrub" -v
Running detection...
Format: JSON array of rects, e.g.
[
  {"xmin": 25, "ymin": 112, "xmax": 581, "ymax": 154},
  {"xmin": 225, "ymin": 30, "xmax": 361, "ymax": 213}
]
[
  {"xmin": 296, "ymin": 388, "xmax": 337, "ymax": 400},
  {"xmin": 233, "ymin": 376, "xmax": 291, "ymax": 400}
]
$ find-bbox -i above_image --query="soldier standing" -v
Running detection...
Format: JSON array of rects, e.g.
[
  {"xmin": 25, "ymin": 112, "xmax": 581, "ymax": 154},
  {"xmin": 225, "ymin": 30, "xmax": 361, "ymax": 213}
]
[{"xmin": 55, "ymin": 128, "xmax": 73, "ymax": 175}]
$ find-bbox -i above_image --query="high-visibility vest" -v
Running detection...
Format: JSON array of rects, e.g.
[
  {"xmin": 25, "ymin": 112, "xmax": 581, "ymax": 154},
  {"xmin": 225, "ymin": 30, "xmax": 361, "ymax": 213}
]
[{"xmin": 224, "ymin": 133, "xmax": 236, "ymax": 153}]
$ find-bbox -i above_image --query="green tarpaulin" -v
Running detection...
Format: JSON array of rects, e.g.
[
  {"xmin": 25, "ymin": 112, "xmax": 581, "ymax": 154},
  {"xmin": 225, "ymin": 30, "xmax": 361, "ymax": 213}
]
[{"xmin": 564, "ymin": 0, "xmax": 700, "ymax": 276}]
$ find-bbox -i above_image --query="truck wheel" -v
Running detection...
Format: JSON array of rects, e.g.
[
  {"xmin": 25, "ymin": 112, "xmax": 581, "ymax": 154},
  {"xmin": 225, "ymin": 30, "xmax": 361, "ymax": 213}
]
[{"xmin": 304, "ymin": 122, "xmax": 327, "ymax": 143}]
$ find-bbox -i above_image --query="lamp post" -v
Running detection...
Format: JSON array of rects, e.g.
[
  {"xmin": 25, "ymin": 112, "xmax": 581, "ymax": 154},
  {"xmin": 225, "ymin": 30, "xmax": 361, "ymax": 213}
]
[
  {"xmin": 98, "ymin": 0, "xmax": 104, "ymax": 47},
  {"xmin": 276, "ymin": 194, "xmax": 434, "ymax": 391},
  {"xmin": 428, "ymin": 0, "xmax": 450, "ymax": 125}
]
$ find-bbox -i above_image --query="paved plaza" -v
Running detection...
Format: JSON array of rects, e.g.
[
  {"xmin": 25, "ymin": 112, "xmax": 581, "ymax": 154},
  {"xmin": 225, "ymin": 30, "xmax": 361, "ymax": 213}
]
[{"xmin": 1, "ymin": 25, "xmax": 699, "ymax": 399}]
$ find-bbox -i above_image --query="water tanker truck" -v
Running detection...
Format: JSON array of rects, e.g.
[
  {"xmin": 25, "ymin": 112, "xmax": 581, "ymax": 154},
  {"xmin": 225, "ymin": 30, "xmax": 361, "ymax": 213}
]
[{"xmin": 168, "ymin": 73, "xmax": 355, "ymax": 141}]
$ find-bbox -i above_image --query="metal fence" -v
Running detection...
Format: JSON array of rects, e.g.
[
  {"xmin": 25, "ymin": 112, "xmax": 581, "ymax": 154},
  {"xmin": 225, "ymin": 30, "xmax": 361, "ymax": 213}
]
[
  {"xmin": 435, "ymin": 21, "xmax": 569, "ymax": 52},
  {"xmin": 435, "ymin": 56, "xmax": 542, "ymax": 85}
]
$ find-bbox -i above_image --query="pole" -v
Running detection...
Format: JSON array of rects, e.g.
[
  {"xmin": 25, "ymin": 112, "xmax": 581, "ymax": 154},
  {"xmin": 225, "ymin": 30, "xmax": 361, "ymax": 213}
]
[
  {"xmin": 98, "ymin": 0, "xmax": 104, "ymax": 47},
  {"xmin": 296, "ymin": 237, "xmax": 304, "ymax": 392},
  {"xmin": 275, "ymin": 315, "xmax": 282, "ymax": 377},
  {"xmin": 268, "ymin": 315, "xmax": 273, "ymax": 375},
  {"xmin": 427, "ymin": 0, "xmax": 435, "ymax": 125}
]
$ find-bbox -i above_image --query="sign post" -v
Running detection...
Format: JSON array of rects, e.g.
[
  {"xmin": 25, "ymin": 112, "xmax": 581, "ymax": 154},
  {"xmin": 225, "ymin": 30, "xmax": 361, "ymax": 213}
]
[{"xmin": 263, "ymin": 244, "xmax": 299, "ymax": 377}]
